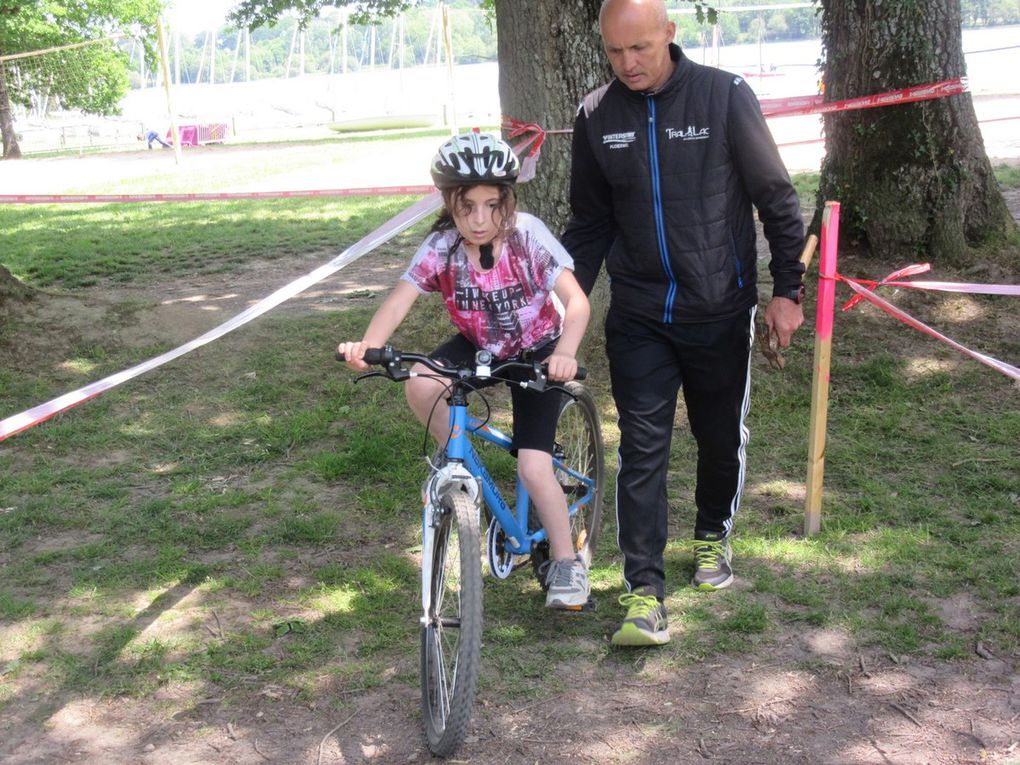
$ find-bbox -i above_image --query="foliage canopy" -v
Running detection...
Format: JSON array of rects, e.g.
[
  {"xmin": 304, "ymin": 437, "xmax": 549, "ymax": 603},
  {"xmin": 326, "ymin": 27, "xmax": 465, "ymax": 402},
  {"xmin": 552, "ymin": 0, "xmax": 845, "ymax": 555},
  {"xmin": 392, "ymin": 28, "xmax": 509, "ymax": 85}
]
[{"xmin": 0, "ymin": 0, "xmax": 161, "ymax": 113}]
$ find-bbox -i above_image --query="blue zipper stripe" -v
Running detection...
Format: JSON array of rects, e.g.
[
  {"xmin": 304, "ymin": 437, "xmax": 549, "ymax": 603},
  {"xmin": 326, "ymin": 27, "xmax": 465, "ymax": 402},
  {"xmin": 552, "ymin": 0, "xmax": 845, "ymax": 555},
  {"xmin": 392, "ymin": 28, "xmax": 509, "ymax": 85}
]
[
  {"xmin": 733, "ymin": 234, "xmax": 745, "ymax": 289},
  {"xmin": 647, "ymin": 97, "xmax": 677, "ymax": 323}
]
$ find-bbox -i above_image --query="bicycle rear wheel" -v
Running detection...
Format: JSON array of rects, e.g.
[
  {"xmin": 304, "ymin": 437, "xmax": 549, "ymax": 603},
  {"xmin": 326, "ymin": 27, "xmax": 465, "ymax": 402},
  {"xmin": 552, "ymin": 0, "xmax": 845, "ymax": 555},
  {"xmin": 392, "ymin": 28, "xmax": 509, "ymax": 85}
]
[
  {"xmin": 420, "ymin": 489, "xmax": 482, "ymax": 758},
  {"xmin": 532, "ymin": 381, "xmax": 606, "ymax": 582}
]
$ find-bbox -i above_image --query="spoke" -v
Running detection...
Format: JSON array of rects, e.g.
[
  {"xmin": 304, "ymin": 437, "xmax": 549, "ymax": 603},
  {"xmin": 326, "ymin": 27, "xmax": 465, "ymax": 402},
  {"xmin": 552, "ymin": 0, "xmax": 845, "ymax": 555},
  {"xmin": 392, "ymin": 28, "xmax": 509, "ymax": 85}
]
[{"xmin": 433, "ymin": 632, "xmax": 449, "ymax": 724}]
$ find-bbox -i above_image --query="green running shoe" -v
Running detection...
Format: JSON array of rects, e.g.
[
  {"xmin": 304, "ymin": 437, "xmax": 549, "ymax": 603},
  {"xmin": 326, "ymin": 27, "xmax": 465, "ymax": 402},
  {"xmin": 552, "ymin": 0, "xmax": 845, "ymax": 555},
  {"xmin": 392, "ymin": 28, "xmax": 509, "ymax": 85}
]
[
  {"xmin": 610, "ymin": 586, "xmax": 669, "ymax": 646},
  {"xmin": 692, "ymin": 534, "xmax": 734, "ymax": 591}
]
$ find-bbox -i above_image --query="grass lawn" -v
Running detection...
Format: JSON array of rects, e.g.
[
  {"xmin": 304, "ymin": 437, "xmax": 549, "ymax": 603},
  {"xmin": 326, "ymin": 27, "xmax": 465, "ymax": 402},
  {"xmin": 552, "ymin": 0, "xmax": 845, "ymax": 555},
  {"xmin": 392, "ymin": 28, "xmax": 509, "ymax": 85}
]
[{"xmin": 0, "ymin": 150, "xmax": 1018, "ymax": 763}]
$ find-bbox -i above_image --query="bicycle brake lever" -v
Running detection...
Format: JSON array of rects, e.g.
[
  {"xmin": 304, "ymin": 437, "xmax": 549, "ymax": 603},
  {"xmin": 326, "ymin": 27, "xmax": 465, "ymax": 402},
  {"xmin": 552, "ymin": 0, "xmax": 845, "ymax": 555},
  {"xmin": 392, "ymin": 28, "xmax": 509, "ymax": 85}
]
[
  {"xmin": 525, "ymin": 362, "xmax": 548, "ymax": 392},
  {"xmin": 543, "ymin": 382, "xmax": 580, "ymax": 401},
  {"xmin": 354, "ymin": 371, "xmax": 388, "ymax": 383}
]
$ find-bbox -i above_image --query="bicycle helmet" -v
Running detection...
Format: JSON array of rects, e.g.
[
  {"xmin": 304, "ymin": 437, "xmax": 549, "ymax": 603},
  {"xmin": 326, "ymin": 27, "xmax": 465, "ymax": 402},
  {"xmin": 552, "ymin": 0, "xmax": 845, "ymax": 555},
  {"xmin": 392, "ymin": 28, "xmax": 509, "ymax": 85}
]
[{"xmin": 430, "ymin": 132, "xmax": 520, "ymax": 189}]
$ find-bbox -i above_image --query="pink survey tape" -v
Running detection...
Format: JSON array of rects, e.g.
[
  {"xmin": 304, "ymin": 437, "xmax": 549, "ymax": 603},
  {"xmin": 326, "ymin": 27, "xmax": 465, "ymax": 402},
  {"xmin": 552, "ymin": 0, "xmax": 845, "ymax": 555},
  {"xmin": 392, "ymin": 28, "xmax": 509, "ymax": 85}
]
[
  {"xmin": 838, "ymin": 275, "xmax": 1020, "ymax": 382},
  {"xmin": 759, "ymin": 77, "xmax": 971, "ymax": 118},
  {"xmin": 841, "ymin": 263, "xmax": 1020, "ymax": 312},
  {"xmin": 0, "ymin": 191, "xmax": 443, "ymax": 442}
]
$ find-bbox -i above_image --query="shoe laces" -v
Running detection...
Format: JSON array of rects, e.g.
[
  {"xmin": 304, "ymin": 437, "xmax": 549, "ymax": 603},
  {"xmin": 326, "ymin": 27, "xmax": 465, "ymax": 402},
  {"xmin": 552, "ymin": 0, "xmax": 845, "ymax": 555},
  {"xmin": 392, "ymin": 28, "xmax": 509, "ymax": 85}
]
[
  {"xmin": 545, "ymin": 558, "xmax": 582, "ymax": 589},
  {"xmin": 694, "ymin": 539, "xmax": 725, "ymax": 570},
  {"xmin": 618, "ymin": 591, "xmax": 659, "ymax": 618}
]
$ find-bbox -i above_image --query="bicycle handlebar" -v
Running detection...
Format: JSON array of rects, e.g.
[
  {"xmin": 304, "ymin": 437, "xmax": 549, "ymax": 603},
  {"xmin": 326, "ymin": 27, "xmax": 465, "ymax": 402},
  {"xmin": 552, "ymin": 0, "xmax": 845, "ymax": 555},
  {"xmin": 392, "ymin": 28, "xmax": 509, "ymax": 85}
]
[{"xmin": 336, "ymin": 345, "xmax": 587, "ymax": 382}]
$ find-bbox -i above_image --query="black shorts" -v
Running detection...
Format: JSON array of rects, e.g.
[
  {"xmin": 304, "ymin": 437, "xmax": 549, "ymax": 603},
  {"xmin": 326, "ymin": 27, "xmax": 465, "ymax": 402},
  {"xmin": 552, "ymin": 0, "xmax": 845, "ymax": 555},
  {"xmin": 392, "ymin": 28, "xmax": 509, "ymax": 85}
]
[{"xmin": 431, "ymin": 333, "xmax": 564, "ymax": 455}]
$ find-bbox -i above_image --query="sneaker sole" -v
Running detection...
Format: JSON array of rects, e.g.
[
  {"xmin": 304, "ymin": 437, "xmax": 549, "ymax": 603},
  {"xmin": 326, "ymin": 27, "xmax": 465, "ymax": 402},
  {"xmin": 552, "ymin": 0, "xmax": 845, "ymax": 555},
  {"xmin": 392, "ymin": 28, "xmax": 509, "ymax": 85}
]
[
  {"xmin": 693, "ymin": 573, "xmax": 734, "ymax": 591},
  {"xmin": 610, "ymin": 623, "xmax": 670, "ymax": 647},
  {"xmin": 547, "ymin": 594, "xmax": 591, "ymax": 611}
]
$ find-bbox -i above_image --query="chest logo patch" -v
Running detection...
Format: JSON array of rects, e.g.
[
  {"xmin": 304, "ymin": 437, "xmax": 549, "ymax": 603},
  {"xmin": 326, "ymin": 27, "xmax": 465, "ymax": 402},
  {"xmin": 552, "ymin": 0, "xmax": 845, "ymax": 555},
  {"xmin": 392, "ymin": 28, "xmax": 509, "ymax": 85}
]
[
  {"xmin": 667, "ymin": 125, "xmax": 710, "ymax": 141},
  {"xmin": 602, "ymin": 131, "xmax": 636, "ymax": 149}
]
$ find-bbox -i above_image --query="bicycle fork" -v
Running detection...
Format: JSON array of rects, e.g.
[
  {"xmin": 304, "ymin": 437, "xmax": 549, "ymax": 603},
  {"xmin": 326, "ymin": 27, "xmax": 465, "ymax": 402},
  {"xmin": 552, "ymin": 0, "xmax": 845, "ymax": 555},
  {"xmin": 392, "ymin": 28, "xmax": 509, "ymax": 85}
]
[{"xmin": 419, "ymin": 461, "xmax": 480, "ymax": 619}]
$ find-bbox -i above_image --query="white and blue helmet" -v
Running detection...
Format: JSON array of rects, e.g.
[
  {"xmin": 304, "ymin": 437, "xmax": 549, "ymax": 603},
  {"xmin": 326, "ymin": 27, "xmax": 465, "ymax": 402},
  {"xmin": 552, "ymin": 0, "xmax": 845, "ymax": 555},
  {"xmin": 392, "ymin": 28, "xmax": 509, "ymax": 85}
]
[{"xmin": 430, "ymin": 132, "xmax": 520, "ymax": 189}]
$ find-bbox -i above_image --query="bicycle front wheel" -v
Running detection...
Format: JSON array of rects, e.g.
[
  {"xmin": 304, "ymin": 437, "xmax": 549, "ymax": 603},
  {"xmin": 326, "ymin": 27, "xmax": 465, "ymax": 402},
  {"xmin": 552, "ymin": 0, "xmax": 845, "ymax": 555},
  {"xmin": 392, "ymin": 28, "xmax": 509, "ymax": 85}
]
[{"xmin": 420, "ymin": 489, "xmax": 482, "ymax": 758}]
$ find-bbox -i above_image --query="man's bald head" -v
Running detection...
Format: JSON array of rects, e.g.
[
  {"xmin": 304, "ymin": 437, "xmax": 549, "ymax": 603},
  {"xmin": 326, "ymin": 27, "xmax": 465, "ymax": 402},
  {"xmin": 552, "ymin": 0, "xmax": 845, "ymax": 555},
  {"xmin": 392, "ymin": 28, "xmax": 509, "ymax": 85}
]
[
  {"xmin": 598, "ymin": 0, "xmax": 676, "ymax": 93},
  {"xmin": 600, "ymin": 0, "xmax": 669, "ymax": 29}
]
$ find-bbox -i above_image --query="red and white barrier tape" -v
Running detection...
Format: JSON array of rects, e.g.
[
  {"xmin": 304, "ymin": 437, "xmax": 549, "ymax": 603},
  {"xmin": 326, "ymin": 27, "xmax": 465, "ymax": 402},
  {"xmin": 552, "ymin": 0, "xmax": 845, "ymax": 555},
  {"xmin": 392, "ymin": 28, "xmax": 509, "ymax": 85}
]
[
  {"xmin": 504, "ymin": 77, "xmax": 976, "ymax": 151},
  {"xmin": 0, "ymin": 185, "xmax": 436, "ymax": 205},
  {"xmin": 837, "ymin": 266, "xmax": 1020, "ymax": 382},
  {"xmin": 760, "ymin": 77, "xmax": 970, "ymax": 118},
  {"xmin": 841, "ymin": 262, "xmax": 1020, "ymax": 311},
  {"xmin": 0, "ymin": 191, "xmax": 444, "ymax": 442}
]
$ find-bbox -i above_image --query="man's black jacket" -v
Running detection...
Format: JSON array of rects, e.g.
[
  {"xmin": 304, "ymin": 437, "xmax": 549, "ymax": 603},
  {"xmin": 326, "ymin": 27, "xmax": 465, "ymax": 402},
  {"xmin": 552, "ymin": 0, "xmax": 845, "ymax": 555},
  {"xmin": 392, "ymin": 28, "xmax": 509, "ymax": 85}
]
[{"xmin": 562, "ymin": 44, "xmax": 805, "ymax": 324}]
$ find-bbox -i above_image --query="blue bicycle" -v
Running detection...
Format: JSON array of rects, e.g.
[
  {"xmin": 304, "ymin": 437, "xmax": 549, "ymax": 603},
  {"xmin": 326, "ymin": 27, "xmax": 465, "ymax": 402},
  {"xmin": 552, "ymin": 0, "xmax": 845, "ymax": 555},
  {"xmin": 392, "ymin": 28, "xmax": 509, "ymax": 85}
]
[{"xmin": 338, "ymin": 345, "xmax": 605, "ymax": 757}]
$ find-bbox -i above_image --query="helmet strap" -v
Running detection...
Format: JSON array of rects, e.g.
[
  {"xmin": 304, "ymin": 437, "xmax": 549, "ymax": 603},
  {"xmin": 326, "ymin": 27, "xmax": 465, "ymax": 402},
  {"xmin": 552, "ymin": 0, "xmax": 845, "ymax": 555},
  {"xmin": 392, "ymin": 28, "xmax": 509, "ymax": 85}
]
[{"xmin": 479, "ymin": 242, "xmax": 495, "ymax": 269}]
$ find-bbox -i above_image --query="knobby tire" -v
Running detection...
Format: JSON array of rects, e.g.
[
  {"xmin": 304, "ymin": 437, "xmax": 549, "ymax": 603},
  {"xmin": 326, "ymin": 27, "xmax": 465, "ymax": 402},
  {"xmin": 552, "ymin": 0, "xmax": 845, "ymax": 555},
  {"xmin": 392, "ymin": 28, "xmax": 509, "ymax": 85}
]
[{"xmin": 420, "ymin": 489, "xmax": 482, "ymax": 758}]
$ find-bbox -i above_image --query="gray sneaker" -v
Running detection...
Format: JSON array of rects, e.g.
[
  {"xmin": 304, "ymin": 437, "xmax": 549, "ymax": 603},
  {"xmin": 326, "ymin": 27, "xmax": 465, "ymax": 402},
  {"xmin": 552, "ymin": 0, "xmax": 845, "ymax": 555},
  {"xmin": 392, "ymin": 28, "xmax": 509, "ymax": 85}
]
[
  {"xmin": 692, "ymin": 534, "xmax": 734, "ymax": 591},
  {"xmin": 544, "ymin": 556, "xmax": 590, "ymax": 611},
  {"xmin": 610, "ymin": 585, "xmax": 669, "ymax": 646}
]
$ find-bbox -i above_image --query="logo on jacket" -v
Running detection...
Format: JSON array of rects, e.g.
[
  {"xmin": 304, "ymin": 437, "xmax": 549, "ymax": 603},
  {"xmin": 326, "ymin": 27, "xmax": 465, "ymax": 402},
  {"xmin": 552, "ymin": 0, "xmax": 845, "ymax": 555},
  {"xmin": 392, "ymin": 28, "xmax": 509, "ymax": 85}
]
[
  {"xmin": 602, "ymin": 131, "xmax": 636, "ymax": 149},
  {"xmin": 667, "ymin": 125, "xmax": 710, "ymax": 141}
]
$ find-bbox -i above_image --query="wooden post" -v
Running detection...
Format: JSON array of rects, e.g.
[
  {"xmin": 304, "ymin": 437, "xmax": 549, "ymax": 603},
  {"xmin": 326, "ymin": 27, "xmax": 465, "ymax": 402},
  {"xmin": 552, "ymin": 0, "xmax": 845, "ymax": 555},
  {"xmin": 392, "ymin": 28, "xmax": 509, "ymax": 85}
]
[
  {"xmin": 442, "ymin": 2, "xmax": 457, "ymax": 134},
  {"xmin": 800, "ymin": 233, "xmax": 818, "ymax": 271},
  {"xmin": 804, "ymin": 202, "xmax": 840, "ymax": 535},
  {"xmin": 156, "ymin": 16, "xmax": 182, "ymax": 165}
]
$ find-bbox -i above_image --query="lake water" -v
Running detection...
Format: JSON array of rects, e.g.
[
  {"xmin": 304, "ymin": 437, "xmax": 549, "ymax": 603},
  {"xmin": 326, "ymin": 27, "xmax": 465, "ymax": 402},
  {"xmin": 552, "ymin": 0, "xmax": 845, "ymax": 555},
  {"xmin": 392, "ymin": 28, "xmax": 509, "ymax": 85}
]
[
  {"xmin": 18, "ymin": 24, "xmax": 1019, "ymax": 160},
  {"xmin": 687, "ymin": 25, "xmax": 1020, "ymax": 98}
]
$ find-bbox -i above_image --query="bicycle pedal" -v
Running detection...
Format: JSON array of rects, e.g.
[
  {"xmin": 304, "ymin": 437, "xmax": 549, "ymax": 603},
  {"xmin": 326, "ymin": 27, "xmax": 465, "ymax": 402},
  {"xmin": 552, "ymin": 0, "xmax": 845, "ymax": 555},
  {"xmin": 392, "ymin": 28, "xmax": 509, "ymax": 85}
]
[{"xmin": 552, "ymin": 597, "xmax": 598, "ymax": 613}]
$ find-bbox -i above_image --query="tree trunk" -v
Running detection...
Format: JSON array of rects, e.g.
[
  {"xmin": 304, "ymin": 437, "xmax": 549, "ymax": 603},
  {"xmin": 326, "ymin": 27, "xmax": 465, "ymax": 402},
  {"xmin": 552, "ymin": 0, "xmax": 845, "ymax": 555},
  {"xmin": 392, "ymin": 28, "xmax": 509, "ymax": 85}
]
[
  {"xmin": 817, "ymin": 0, "xmax": 1014, "ymax": 263},
  {"xmin": 0, "ymin": 54, "xmax": 24, "ymax": 159},
  {"xmin": 494, "ymin": 0, "xmax": 608, "ymax": 233},
  {"xmin": 0, "ymin": 263, "xmax": 32, "ymax": 318}
]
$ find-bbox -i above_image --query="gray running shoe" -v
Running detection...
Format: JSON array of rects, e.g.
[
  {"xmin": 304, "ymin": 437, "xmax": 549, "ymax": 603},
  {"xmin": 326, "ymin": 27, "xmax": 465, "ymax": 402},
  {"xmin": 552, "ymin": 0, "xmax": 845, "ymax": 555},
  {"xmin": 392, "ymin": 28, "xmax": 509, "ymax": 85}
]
[
  {"xmin": 544, "ymin": 556, "xmax": 590, "ymax": 611},
  {"xmin": 692, "ymin": 534, "xmax": 734, "ymax": 591},
  {"xmin": 610, "ymin": 585, "xmax": 669, "ymax": 646}
]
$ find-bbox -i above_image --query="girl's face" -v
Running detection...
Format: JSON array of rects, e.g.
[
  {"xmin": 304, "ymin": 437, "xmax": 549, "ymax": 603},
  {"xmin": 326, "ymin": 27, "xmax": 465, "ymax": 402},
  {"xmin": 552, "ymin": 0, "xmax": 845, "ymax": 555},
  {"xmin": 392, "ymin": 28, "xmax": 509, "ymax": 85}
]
[{"xmin": 451, "ymin": 184, "xmax": 505, "ymax": 245}]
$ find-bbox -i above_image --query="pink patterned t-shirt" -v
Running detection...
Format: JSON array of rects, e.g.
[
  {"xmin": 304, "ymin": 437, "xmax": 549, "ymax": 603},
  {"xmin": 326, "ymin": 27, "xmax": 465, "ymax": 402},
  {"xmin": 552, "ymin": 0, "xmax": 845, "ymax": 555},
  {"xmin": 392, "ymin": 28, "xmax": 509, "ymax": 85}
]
[{"xmin": 401, "ymin": 212, "xmax": 574, "ymax": 359}]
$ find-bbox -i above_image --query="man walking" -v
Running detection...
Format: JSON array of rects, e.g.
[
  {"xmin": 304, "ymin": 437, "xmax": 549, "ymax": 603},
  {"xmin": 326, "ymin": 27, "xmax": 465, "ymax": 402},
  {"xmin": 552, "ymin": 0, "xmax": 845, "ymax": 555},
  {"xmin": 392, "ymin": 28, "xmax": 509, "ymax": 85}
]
[
  {"xmin": 139, "ymin": 128, "xmax": 171, "ymax": 149},
  {"xmin": 562, "ymin": 0, "xmax": 806, "ymax": 647}
]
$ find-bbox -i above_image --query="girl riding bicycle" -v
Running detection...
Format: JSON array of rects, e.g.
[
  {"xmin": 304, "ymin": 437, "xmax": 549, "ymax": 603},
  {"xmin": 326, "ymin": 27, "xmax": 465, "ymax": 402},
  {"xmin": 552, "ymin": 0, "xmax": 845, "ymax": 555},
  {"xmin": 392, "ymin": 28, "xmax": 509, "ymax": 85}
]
[{"xmin": 337, "ymin": 132, "xmax": 592, "ymax": 609}]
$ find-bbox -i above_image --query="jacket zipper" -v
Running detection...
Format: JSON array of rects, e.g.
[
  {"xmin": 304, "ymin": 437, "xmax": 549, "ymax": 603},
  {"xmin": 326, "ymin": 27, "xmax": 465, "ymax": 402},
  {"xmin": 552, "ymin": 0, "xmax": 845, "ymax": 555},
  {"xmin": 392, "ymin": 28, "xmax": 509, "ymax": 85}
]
[
  {"xmin": 732, "ymin": 231, "xmax": 745, "ymax": 289},
  {"xmin": 647, "ymin": 97, "xmax": 677, "ymax": 324}
]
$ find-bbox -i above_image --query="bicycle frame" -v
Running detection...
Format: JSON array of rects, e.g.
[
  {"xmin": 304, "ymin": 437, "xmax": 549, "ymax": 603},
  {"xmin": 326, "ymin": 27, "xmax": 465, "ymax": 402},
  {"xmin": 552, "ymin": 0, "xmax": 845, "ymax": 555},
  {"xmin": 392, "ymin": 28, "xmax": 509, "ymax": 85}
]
[
  {"xmin": 466, "ymin": 415, "xmax": 595, "ymax": 553},
  {"xmin": 419, "ymin": 378, "xmax": 597, "ymax": 617}
]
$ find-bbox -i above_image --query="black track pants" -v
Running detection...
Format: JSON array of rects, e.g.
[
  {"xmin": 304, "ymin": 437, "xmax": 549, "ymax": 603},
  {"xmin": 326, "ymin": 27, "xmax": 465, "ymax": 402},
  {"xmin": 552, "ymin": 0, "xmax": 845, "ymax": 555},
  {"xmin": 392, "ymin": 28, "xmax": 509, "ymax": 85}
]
[{"xmin": 605, "ymin": 307, "xmax": 754, "ymax": 599}]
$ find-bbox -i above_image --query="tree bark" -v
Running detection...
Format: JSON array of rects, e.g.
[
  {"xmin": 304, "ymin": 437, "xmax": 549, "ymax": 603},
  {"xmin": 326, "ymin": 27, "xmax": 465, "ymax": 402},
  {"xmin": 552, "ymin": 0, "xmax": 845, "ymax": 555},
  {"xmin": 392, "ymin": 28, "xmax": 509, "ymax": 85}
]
[
  {"xmin": 0, "ymin": 263, "xmax": 32, "ymax": 318},
  {"xmin": 817, "ymin": 0, "xmax": 1014, "ymax": 263},
  {"xmin": 0, "ymin": 52, "xmax": 24, "ymax": 159},
  {"xmin": 493, "ymin": 0, "xmax": 608, "ymax": 233}
]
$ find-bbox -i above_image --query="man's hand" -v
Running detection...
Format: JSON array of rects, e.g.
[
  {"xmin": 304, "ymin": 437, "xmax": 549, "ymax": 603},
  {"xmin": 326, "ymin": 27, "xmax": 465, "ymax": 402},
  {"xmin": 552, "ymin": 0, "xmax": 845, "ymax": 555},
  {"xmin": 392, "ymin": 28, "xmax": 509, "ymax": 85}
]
[{"xmin": 763, "ymin": 296, "xmax": 804, "ymax": 348}]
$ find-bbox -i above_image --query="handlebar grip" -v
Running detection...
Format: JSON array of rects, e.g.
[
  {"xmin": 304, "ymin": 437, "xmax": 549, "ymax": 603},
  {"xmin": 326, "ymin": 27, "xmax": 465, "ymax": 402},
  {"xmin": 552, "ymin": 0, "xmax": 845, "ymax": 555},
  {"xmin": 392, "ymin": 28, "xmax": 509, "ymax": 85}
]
[
  {"xmin": 363, "ymin": 348, "xmax": 386, "ymax": 365},
  {"xmin": 574, "ymin": 367, "xmax": 588, "ymax": 381},
  {"xmin": 335, "ymin": 347, "xmax": 389, "ymax": 364}
]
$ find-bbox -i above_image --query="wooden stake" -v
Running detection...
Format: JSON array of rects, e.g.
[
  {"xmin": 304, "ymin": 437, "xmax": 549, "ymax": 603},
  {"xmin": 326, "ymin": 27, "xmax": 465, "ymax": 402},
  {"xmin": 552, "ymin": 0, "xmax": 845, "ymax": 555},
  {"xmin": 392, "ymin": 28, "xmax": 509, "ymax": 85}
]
[
  {"xmin": 804, "ymin": 203, "xmax": 839, "ymax": 535},
  {"xmin": 156, "ymin": 16, "xmax": 182, "ymax": 165},
  {"xmin": 800, "ymin": 233, "xmax": 819, "ymax": 270}
]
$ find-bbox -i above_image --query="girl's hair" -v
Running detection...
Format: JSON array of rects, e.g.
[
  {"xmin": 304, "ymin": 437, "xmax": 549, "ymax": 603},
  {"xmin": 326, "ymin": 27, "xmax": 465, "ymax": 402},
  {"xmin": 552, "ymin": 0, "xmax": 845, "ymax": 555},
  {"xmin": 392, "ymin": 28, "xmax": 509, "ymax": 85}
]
[{"xmin": 429, "ymin": 183, "xmax": 518, "ymax": 238}]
